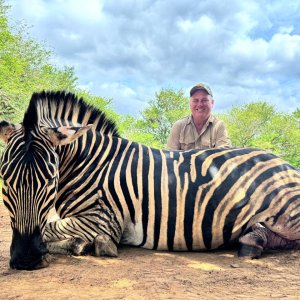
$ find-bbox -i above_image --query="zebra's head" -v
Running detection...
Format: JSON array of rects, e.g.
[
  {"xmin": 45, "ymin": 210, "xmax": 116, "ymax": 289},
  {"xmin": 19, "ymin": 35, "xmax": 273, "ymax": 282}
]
[{"xmin": 0, "ymin": 120, "xmax": 91, "ymax": 270}]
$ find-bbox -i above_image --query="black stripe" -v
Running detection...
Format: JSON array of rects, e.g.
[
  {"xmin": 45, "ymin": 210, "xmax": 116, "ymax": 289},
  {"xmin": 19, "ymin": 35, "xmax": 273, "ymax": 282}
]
[
  {"xmin": 152, "ymin": 149, "xmax": 162, "ymax": 250},
  {"xmin": 118, "ymin": 144, "xmax": 136, "ymax": 224},
  {"xmin": 139, "ymin": 145, "xmax": 150, "ymax": 247},
  {"xmin": 129, "ymin": 142, "xmax": 139, "ymax": 200},
  {"xmin": 165, "ymin": 151, "xmax": 179, "ymax": 250}
]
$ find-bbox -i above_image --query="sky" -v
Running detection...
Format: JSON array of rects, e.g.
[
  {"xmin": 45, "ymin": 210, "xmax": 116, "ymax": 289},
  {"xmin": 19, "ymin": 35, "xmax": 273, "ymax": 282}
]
[{"xmin": 6, "ymin": 0, "xmax": 300, "ymax": 116}]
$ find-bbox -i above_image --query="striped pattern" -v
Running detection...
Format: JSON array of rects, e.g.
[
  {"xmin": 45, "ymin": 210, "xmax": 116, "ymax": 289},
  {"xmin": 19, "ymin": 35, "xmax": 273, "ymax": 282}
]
[
  {"xmin": 1, "ymin": 91, "xmax": 300, "ymax": 253},
  {"xmin": 1, "ymin": 128, "xmax": 59, "ymax": 235},
  {"xmin": 48, "ymin": 134, "xmax": 300, "ymax": 250}
]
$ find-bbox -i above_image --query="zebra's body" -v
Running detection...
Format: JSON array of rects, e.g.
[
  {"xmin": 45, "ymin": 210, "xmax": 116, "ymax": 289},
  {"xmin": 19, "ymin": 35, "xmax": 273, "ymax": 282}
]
[
  {"xmin": 46, "ymin": 137, "xmax": 299, "ymax": 251},
  {"xmin": 0, "ymin": 91, "xmax": 299, "ymax": 270}
]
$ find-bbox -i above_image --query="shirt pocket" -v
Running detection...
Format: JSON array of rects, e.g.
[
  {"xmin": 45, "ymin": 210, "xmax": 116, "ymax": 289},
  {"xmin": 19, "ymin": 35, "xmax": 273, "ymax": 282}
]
[
  {"xmin": 179, "ymin": 136, "xmax": 195, "ymax": 151},
  {"xmin": 199, "ymin": 142, "xmax": 210, "ymax": 150},
  {"xmin": 200, "ymin": 141, "xmax": 213, "ymax": 149}
]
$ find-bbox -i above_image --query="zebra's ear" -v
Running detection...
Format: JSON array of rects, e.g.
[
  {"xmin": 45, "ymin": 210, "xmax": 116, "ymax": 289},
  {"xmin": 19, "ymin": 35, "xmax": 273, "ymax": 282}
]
[
  {"xmin": 42, "ymin": 124, "xmax": 93, "ymax": 146},
  {"xmin": 0, "ymin": 121, "xmax": 22, "ymax": 143}
]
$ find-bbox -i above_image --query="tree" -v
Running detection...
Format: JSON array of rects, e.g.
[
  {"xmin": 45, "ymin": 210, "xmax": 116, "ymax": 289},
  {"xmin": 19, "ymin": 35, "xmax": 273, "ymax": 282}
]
[
  {"xmin": 134, "ymin": 88, "xmax": 190, "ymax": 148},
  {"xmin": 0, "ymin": 90, "xmax": 19, "ymax": 120},
  {"xmin": 0, "ymin": 3, "xmax": 119, "ymax": 154},
  {"xmin": 220, "ymin": 102, "xmax": 300, "ymax": 167},
  {"xmin": 293, "ymin": 108, "xmax": 300, "ymax": 126},
  {"xmin": 0, "ymin": 2, "xmax": 78, "ymax": 123},
  {"xmin": 219, "ymin": 102, "xmax": 276, "ymax": 147},
  {"xmin": 261, "ymin": 113, "xmax": 300, "ymax": 167}
]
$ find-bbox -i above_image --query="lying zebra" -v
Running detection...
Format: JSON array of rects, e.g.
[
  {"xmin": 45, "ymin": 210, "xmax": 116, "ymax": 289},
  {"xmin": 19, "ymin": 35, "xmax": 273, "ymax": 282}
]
[{"xmin": 0, "ymin": 91, "xmax": 299, "ymax": 270}]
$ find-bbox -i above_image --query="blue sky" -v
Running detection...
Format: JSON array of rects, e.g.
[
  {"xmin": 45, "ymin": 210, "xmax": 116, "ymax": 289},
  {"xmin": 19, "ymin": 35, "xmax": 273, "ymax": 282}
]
[{"xmin": 6, "ymin": 0, "xmax": 300, "ymax": 116}]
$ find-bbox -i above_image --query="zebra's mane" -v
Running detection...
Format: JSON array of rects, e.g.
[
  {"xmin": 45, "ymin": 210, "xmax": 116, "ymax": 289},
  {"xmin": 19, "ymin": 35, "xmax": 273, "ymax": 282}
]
[{"xmin": 22, "ymin": 91, "xmax": 119, "ymax": 139}]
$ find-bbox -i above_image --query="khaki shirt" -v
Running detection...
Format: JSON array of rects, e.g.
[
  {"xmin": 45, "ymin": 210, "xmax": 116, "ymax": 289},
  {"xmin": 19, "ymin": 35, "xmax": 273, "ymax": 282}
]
[{"xmin": 167, "ymin": 115, "xmax": 231, "ymax": 151}]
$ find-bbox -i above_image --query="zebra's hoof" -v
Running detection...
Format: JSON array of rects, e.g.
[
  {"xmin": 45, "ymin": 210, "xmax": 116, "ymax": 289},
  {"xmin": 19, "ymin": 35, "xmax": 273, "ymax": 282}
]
[
  {"xmin": 238, "ymin": 244, "xmax": 262, "ymax": 259},
  {"xmin": 71, "ymin": 237, "xmax": 93, "ymax": 256},
  {"xmin": 94, "ymin": 235, "xmax": 118, "ymax": 257}
]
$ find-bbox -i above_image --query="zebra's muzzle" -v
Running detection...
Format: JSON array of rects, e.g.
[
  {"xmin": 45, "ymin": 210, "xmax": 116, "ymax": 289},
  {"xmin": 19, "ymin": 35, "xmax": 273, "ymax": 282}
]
[
  {"xmin": 9, "ymin": 227, "xmax": 49, "ymax": 270},
  {"xmin": 10, "ymin": 253, "xmax": 49, "ymax": 270}
]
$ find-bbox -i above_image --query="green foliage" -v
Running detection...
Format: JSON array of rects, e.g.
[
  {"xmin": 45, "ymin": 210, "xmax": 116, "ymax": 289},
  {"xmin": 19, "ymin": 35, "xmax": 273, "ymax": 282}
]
[
  {"xmin": 260, "ymin": 113, "xmax": 300, "ymax": 167},
  {"xmin": 219, "ymin": 102, "xmax": 275, "ymax": 147},
  {"xmin": 0, "ymin": 2, "xmax": 78, "ymax": 123},
  {"xmin": 0, "ymin": 89, "xmax": 19, "ymax": 120},
  {"xmin": 219, "ymin": 102, "xmax": 300, "ymax": 167},
  {"xmin": 0, "ymin": 1, "xmax": 121, "ymax": 135},
  {"xmin": 132, "ymin": 88, "xmax": 190, "ymax": 147},
  {"xmin": 293, "ymin": 108, "xmax": 300, "ymax": 121},
  {"xmin": 121, "ymin": 116, "xmax": 164, "ymax": 149},
  {"xmin": 0, "ymin": 2, "xmax": 119, "ymax": 153}
]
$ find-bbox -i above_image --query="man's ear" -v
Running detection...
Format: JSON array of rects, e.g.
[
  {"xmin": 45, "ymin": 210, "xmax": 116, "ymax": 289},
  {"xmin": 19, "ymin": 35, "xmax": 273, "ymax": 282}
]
[
  {"xmin": 41, "ymin": 124, "xmax": 93, "ymax": 146},
  {"xmin": 0, "ymin": 121, "xmax": 22, "ymax": 143}
]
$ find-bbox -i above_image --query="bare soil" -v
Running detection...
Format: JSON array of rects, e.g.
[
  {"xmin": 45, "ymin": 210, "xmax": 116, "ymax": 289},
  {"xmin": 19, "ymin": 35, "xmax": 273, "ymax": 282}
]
[{"xmin": 0, "ymin": 201, "xmax": 299, "ymax": 300}]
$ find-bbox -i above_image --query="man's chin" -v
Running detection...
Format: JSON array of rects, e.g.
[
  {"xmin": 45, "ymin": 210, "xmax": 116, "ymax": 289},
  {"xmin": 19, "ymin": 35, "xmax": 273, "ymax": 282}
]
[{"xmin": 193, "ymin": 111, "xmax": 209, "ymax": 118}]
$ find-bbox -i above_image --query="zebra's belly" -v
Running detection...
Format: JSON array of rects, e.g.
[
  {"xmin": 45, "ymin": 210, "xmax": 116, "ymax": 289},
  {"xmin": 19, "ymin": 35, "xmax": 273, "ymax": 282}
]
[
  {"xmin": 120, "ymin": 220, "xmax": 144, "ymax": 246},
  {"xmin": 119, "ymin": 214, "xmax": 249, "ymax": 251},
  {"xmin": 133, "ymin": 221, "xmax": 245, "ymax": 251}
]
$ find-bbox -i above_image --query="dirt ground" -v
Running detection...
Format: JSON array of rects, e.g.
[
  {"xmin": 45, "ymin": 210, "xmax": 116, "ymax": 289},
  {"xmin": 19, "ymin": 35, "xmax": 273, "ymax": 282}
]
[{"xmin": 0, "ymin": 201, "xmax": 299, "ymax": 300}]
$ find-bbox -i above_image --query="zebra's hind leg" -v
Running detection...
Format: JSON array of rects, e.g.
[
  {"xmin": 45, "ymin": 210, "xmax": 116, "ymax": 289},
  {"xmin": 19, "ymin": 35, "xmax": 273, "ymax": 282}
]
[
  {"xmin": 47, "ymin": 237, "xmax": 93, "ymax": 256},
  {"xmin": 238, "ymin": 223, "xmax": 266, "ymax": 258},
  {"xmin": 238, "ymin": 223, "xmax": 300, "ymax": 258}
]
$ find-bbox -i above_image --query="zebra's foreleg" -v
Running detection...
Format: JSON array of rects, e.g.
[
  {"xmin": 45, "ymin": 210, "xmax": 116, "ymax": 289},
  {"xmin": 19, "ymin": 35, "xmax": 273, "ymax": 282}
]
[
  {"xmin": 44, "ymin": 216, "xmax": 95, "ymax": 255},
  {"xmin": 46, "ymin": 234, "xmax": 118, "ymax": 257},
  {"xmin": 47, "ymin": 237, "xmax": 93, "ymax": 256},
  {"xmin": 44, "ymin": 213, "xmax": 121, "ymax": 257}
]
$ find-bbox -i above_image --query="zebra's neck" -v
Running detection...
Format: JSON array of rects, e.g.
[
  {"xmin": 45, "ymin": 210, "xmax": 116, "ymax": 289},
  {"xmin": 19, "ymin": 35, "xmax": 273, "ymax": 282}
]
[{"xmin": 54, "ymin": 133, "xmax": 122, "ymax": 217}]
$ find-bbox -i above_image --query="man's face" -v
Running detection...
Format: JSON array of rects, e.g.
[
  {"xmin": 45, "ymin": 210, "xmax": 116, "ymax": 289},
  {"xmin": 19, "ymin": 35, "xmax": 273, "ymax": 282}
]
[{"xmin": 189, "ymin": 90, "xmax": 214, "ymax": 120}]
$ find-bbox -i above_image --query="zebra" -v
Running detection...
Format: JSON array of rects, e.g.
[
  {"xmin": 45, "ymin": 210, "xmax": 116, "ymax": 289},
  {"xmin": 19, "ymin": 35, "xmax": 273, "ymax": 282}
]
[{"xmin": 0, "ymin": 91, "xmax": 299, "ymax": 270}]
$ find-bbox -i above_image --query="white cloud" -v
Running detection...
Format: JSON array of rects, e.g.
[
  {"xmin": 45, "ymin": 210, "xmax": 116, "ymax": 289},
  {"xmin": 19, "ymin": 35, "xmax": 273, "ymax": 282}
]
[
  {"xmin": 6, "ymin": 0, "xmax": 300, "ymax": 116},
  {"xmin": 279, "ymin": 26, "xmax": 294, "ymax": 34}
]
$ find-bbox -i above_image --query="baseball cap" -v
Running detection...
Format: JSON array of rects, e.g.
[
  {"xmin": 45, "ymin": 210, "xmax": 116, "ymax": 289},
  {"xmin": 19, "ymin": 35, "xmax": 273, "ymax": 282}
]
[{"xmin": 190, "ymin": 83, "xmax": 213, "ymax": 97}]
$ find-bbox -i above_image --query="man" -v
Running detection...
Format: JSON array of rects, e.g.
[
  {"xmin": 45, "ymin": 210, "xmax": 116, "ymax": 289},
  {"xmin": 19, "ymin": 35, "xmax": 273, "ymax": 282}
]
[{"xmin": 167, "ymin": 83, "xmax": 231, "ymax": 151}]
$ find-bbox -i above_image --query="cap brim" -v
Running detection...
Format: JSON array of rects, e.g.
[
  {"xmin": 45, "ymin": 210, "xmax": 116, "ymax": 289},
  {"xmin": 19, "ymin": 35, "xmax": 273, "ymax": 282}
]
[{"xmin": 190, "ymin": 86, "xmax": 212, "ymax": 97}]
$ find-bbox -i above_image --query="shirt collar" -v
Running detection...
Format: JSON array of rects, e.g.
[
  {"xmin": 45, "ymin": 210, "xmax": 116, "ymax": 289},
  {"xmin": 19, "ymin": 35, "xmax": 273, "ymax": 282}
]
[{"xmin": 188, "ymin": 114, "xmax": 214, "ymax": 125}]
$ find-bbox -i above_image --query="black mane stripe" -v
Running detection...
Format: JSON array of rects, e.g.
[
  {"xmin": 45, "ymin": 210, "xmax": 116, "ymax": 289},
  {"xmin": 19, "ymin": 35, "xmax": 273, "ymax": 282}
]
[{"xmin": 22, "ymin": 91, "xmax": 119, "ymax": 139}]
